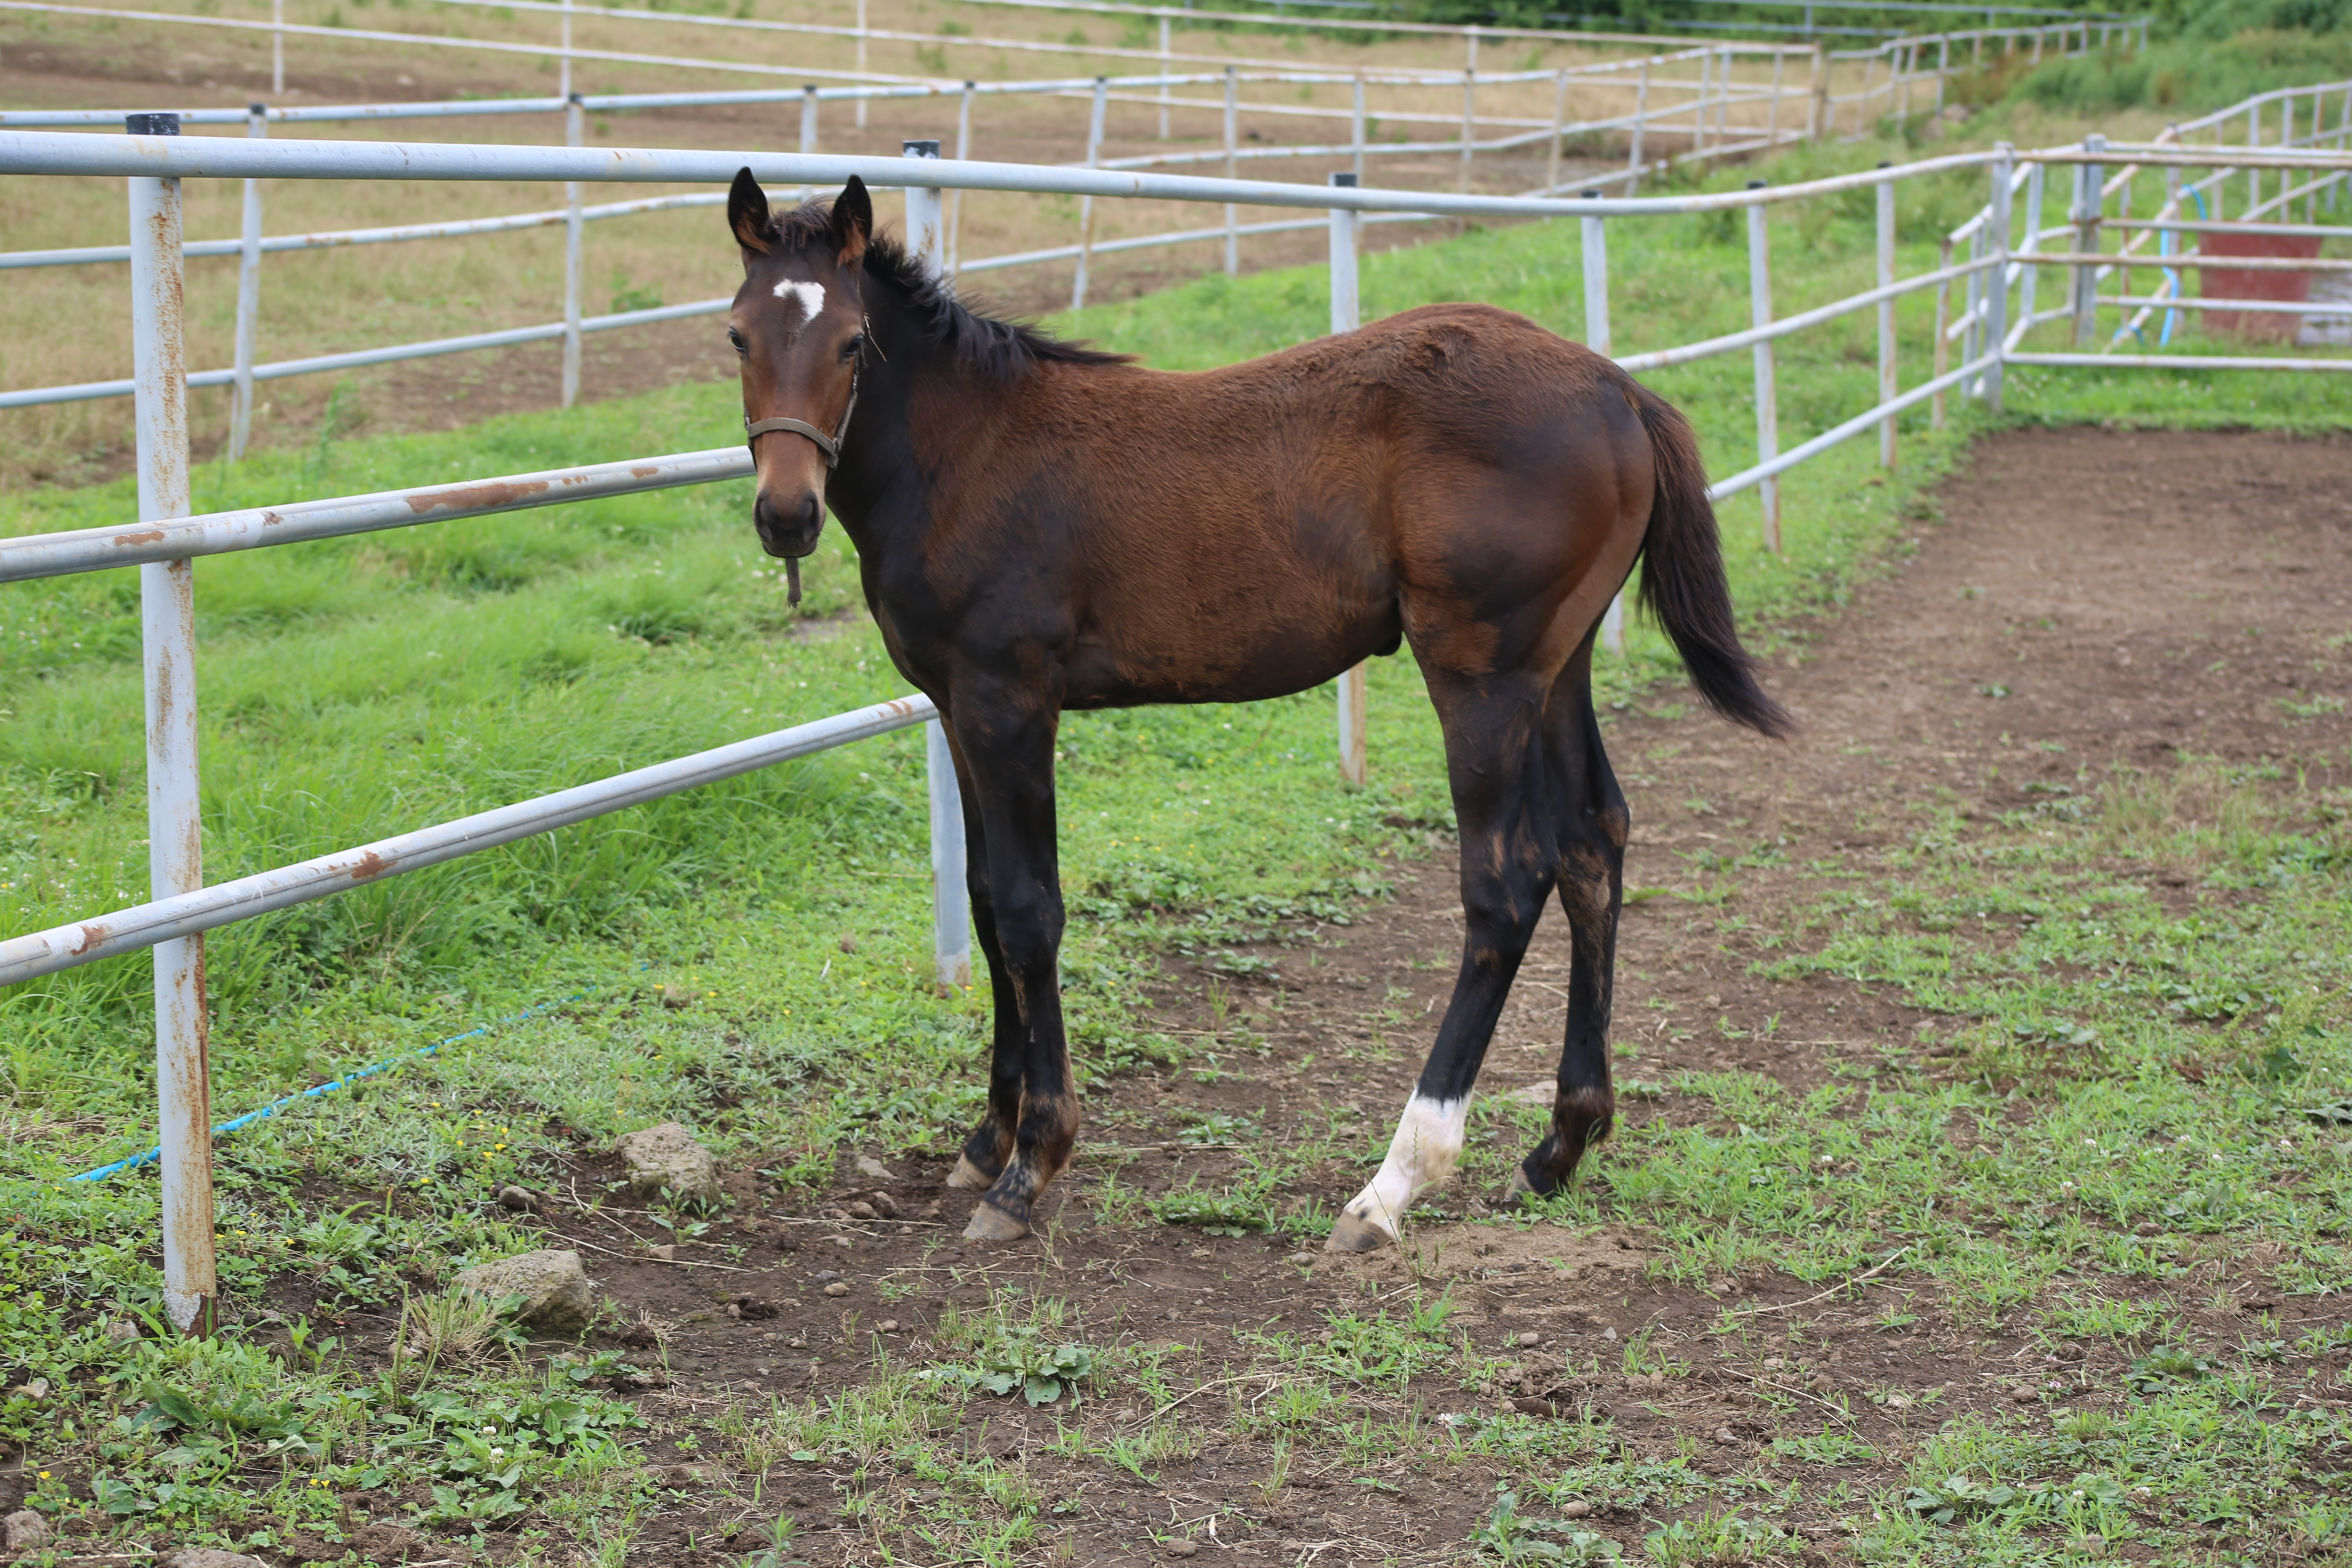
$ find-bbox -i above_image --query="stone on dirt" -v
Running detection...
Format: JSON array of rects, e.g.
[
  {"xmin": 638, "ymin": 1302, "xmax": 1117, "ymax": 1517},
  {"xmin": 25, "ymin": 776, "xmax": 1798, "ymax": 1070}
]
[
  {"xmin": 1163, "ymin": 1539, "xmax": 1200, "ymax": 1558},
  {"xmin": 160, "ymin": 1552, "xmax": 269, "ymax": 1568},
  {"xmin": 3, "ymin": 1510, "xmax": 50, "ymax": 1550},
  {"xmin": 497, "ymin": 1184, "xmax": 541, "ymax": 1213},
  {"xmin": 616, "ymin": 1120, "xmax": 722, "ymax": 1203},
  {"xmin": 855, "ymin": 1155, "xmax": 896, "ymax": 1180},
  {"xmin": 452, "ymin": 1249, "xmax": 593, "ymax": 1335}
]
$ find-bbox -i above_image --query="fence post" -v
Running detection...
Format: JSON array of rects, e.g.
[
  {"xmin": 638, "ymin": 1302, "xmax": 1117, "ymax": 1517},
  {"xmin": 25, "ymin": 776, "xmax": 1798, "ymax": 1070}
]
[
  {"xmin": 1703, "ymin": 45, "xmax": 1722, "ymax": 160},
  {"xmin": 1352, "ymin": 74, "xmax": 1367, "ymax": 185},
  {"xmin": 1330, "ymin": 172, "xmax": 1367, "ymax": 790},
  {"xmin": 1584, "ymin": 190, "xmax": 1625, "ymax": 654},
  {"xmin": 1545, "ymin": 68, "xmax": 1568, "ymax": 194},
  {"xmin": 1223, "ymin": 67, "xmax": 1238, "ymax": 275},
  {"xmin": 855, "ymin": 0, "xmax": 869, "ymax": 129},
  {"xmin": 2246, "ymin": 104, "xmax": 2259, "ymax": 215},
  {"xmin": 1159, "ymin": 16, "xmax": 1172, "ymax": 140},
  {"xmin": 1931, "ymin": 234, "xmax": 1952, "ymax": 429},
  {"xmin": 947, "ymin": 82, "xmax": 974, "ymax": 277},
  {"xmin": 126, "ymin": 111, "xmax": 214, "ymax": 1341},
  {"xmin": 1766, "ymin": 48, "xmax": 1785, "ymax": 146},
  {"xmin": 1459, "ymin": 62, "xmax": 1476, "ymax": 194},
  {"xmin": 562, "ymin": 93, "xmax": 584, "ymax": 409},
  {"xmin": 902, "ymin": 139, "xmax": 970, "ymax": 991},
  {"xmin": 1876, "ymin": 163, "xmax": 1895, "ymax": 469},
  {"xmin": 1071, "ymin": 78, "xmax": 1109, "ymax": 310},
  {"xmin": 229, "ymin": 103, "xmax": 266, "ymax": 463},
  {"xmin": 1746, "ymin": 183, "xmax": 1780, "ymax": 553},
  {"xmin": 2071, "ymin": 133, "xmax": 2103, "ymax": 346},
  {"xmin": 272, "ymin": 0, "xmax": 284, "ymax": 95},
  {"xmin": 1807, "ymin": 43, "xmax": 1827, "ymax": 141},
  {"xmin": 799, "ymin": 85, "xmax": 819, "ymax": 203},
  {"xmin": 1984, "ymin": 142, "xmax": 2013, "ymax": 413},
  {"xmin": 559, "ymin": 0, "xmax": 572, "ymax": 102},
  {"xmin": 2017, "ymin": 158, "xmax": 2044, "ymax": 343},
  {"xmin": 904, "ymin": 139, "xmax": 943, "ymax": 269},
  {"xmin": 1628, "ymin": 57, "xmax": 1651, "ymax": 192}
]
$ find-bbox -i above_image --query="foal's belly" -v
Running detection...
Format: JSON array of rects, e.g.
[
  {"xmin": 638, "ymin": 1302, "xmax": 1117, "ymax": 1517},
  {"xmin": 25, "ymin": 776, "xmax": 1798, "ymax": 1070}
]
[{"xmin": 1062, "ymin": 604, "xmax": 1401, "ymax": 709}]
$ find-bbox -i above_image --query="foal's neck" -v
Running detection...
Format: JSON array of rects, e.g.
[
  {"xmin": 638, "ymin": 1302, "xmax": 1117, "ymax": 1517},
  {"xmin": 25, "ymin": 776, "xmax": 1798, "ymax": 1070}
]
[{"xmin": 822, "ymin": 273, "xmax": 974, "ymax": 555}]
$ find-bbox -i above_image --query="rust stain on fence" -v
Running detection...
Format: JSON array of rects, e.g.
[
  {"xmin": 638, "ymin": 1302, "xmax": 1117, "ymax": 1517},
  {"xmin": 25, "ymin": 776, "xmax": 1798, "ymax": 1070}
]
[
  {"xmin": 347, "ymin": 849, "xmax": 392, "ymax": 881},
  {"xmin": 410, "ymin": 478, "xmax": 552, "ymax": 514},
  {"xmin": 112, "ymin": 526, "xmax": 169, "ymax": 546}
]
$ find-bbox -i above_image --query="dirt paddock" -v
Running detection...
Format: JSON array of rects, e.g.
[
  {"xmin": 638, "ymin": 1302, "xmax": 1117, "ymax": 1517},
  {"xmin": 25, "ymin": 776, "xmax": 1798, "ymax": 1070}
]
[{"xmin": 313, "ymin": 424, "xmax": 2333, "ymax": 1567}]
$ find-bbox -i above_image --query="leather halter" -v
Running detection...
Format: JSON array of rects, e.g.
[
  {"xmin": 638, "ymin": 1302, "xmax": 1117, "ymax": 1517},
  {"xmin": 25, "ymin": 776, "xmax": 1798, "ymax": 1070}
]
[{"xmin": 743, "ymin": 369, "xmax": 859, "ymax": 468}]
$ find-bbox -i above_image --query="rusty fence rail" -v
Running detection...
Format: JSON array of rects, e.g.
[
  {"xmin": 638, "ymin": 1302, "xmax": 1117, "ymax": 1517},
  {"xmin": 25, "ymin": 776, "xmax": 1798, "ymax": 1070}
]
[{"xmin": 2, "ymin": 124, "xmax": 2345, "ymax": 1334}]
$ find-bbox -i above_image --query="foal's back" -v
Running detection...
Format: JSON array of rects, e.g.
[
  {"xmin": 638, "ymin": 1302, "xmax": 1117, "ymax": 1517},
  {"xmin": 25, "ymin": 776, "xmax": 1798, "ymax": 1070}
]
[{"xmin": 906, "ymin": 303, "xmax": 1653, "ymax": 708}]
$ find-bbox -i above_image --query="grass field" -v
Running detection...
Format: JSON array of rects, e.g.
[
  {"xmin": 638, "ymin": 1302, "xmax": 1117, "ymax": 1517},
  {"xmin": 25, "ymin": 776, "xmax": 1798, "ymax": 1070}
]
[{"xmin": 0, "ymin": 136, "xmax": 2348, "ymax": 1565}]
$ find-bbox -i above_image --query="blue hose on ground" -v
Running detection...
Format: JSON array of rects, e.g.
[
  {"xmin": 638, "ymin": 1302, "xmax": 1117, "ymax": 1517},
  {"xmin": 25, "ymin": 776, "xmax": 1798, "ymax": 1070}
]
[
  {"xmin": 2161, "ymin": 188, "xmax": 2209, "ymax": 350},
  {"xmin": 67, "ymin": 989, "xmax": 591, "ymax": 1183}
]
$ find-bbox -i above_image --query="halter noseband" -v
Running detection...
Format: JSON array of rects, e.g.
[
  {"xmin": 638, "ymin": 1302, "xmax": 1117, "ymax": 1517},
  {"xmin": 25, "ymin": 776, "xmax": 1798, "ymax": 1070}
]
[{"xmin": 742, "ymin": 369, "xmax": 859, "ymax": 469}]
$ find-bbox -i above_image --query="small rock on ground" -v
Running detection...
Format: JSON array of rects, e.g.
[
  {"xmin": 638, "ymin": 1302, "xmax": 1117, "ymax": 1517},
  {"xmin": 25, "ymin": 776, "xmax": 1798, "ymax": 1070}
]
[
  {"xmin": 616, "ymin": 1120, "xmax": 722, "ymax": 1203},
  {"xmin": 452, "ymin": 1248, "xmax": 593, "ymax": 1335},
  {"xmin": 160, "ymin": 1551, "xmax": 270, "ymax": 1568},
  {"xmin": 855, "ymin": 1155, "xmax": 896, "ymax": 1180},
  {"xmin": 3, "ymin": 1510, "xmax": 50, "ymax": 1550}
]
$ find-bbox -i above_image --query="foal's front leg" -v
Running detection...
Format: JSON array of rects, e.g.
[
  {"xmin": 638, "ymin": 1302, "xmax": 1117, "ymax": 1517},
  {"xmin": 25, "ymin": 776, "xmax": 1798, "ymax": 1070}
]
[
  {"xmin": 947, "ymin": 689, "xmax": 1080, "ymax": 1243},
  {"xmin": 943, "ymin": 733, "xmax": 1026, "ymax": 1194}
]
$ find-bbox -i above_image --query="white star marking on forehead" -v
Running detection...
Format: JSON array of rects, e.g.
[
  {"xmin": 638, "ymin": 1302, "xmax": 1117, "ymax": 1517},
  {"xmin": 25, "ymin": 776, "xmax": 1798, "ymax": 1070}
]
[{"xmin": 772, "ymin": 279, "xmax": 826, "ymax": 323}]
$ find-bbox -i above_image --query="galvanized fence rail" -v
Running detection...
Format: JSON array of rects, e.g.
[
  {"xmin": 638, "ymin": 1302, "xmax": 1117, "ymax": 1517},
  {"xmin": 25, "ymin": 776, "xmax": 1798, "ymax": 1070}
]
[
  {"xmin": 1, "ymin": 55, "xmax": 1813, "ymax": 423},
  {"xmin": 0, "ymin": 0, "xmax": 2148, "ymax": 420},
  {"xmin": 0, "ymin": 120, "xmax": 2343, "ymax": 1334}
]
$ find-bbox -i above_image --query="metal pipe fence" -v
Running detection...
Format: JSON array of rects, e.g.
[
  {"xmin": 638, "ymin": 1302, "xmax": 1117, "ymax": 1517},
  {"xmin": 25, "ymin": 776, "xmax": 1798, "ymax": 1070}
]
[
  {"xmin": 0, "ymin": 0, "xmax": 2147, "ymax": 419},
  {"xmin": 2, "ymin": 109, "xmax": 2341, "ymax": 1336},
  {"xmin": 2, "ymin": 53, "xmax": 1817, "ymax": 415}
]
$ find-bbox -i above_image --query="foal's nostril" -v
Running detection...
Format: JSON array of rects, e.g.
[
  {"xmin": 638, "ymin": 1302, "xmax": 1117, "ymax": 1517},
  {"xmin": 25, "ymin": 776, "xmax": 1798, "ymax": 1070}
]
[{"xmin": 753, "ymin": 489, "xmax": 825, "ymax": 557}]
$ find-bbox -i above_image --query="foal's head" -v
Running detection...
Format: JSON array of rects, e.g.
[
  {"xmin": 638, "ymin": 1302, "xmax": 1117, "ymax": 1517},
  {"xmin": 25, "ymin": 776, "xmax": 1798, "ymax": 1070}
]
[{"xmin": 725, "ymin": 170, "xmax": 874, "ymax": 563}]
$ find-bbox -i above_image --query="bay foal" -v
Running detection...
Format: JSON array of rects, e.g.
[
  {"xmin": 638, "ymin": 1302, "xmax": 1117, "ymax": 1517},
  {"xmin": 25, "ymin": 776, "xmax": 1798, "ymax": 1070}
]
[{"xmin": 725, "ymin": 174, "xmax": 1789, "ymax": 1250}]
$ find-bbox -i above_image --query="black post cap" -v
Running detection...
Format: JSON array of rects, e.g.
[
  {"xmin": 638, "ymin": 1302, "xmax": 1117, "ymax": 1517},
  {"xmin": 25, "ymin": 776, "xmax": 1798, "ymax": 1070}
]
[
  {"xmin": 1329, "ymin": 171, "xmax": 1357, "ymax": 187},
  {"xmin": 903, "ymin": 139, "xmax": 940, "ymax": 157},
  {"xmin": 125, "ymin": 111, "xmax": 182, "ymax": 136},
  {"xmin": 1582, "ymin": 188, "xmax": 1601, "ymax": 198},
  {"xmin": 249, "ymin": 101, "xmax": 268, "ymax": 117},
  {"xmin": 1746, "ymin": 179, "xmax": 1768, "ymax": 189}
]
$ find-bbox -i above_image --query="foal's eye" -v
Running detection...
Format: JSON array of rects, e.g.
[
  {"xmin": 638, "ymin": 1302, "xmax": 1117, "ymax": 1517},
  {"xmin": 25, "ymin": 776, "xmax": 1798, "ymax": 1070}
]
[
  {"xmin": 726, "ymin": 327, "xmax": 747, "ymax": 356},
  {"xmin": 842, "ymin": 333, "xmax": 865, "ymax": 363}
]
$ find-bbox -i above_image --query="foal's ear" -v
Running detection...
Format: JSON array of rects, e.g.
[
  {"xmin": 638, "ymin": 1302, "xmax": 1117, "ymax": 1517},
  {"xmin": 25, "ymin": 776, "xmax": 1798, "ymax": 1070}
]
[
  {"xmin": 728, "ymin": 167, "xmax": 774, "ymax": 256},
  {"xmin": 829, "ymin": 175, "xmax": 873, "ymax": 270}
]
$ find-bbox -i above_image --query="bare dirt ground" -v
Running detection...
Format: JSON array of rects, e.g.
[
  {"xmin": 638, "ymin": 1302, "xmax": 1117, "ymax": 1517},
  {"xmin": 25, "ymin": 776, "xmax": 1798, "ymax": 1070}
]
[{"xmin": 156, "ymin": 425, "xmax": 2348, "ymax": 1567}]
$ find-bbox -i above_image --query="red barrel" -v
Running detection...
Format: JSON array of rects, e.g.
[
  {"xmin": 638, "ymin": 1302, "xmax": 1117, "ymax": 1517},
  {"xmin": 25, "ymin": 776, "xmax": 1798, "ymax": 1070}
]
[{"xmin": 2200, "ymin": 228, "xmax": 2322, "ymax": 341}]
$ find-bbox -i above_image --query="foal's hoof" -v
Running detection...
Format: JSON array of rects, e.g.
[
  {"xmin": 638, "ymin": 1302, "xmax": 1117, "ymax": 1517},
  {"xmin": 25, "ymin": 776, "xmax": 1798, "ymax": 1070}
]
[
  {"xmin": 961, "ymin": 1201, "xmax": 1029, "ymax": 1243},
  {"xmin": 1509, "ymin": 1154, "xmax": 1567, "ymax": 1204},
  {"xmin": 946, "ymin": 1154, "xmax": 994, "ymax": 1190},
  {"xmin": 1323, "ymin": 1213, "xmax": 1394, "ymax": 1254}
]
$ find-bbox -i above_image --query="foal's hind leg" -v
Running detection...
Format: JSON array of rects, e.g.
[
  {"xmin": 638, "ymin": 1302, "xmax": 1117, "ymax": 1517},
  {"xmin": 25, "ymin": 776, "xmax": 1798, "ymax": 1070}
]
[
  {"xmin": 1513, "ymin": 646, "xmax": 1627, "ymax": 1198},
  {"xmin": 1327, "ymin": 674, "xmax": 1557, "ymax": 1252}
]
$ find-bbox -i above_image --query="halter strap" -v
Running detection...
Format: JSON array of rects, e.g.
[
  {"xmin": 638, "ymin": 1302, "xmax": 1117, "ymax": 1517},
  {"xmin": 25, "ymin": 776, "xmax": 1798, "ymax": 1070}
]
[{"xmin": 743, "ymin": 373, "xmax": 859, "ymax": 469}]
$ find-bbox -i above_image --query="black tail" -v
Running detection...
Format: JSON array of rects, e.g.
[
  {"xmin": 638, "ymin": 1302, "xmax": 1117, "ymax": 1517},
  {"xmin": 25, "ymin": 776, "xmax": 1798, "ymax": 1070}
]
[{"xmin": 1628, "ymin": 383, "xmax": 1795, "ymax": 739}]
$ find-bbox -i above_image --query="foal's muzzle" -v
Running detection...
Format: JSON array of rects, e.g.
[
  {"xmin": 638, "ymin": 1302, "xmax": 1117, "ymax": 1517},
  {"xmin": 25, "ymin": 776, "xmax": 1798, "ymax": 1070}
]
[{"xmin": 753, "ymin": 488, "xmax": 824, "ymax": 560}]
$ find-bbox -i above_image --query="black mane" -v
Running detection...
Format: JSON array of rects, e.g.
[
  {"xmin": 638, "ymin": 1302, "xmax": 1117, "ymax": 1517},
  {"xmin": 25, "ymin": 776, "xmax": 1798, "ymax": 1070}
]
[{"xmin": 768, "ymin": 200, "xmax": 1130, "ymax": 381}]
